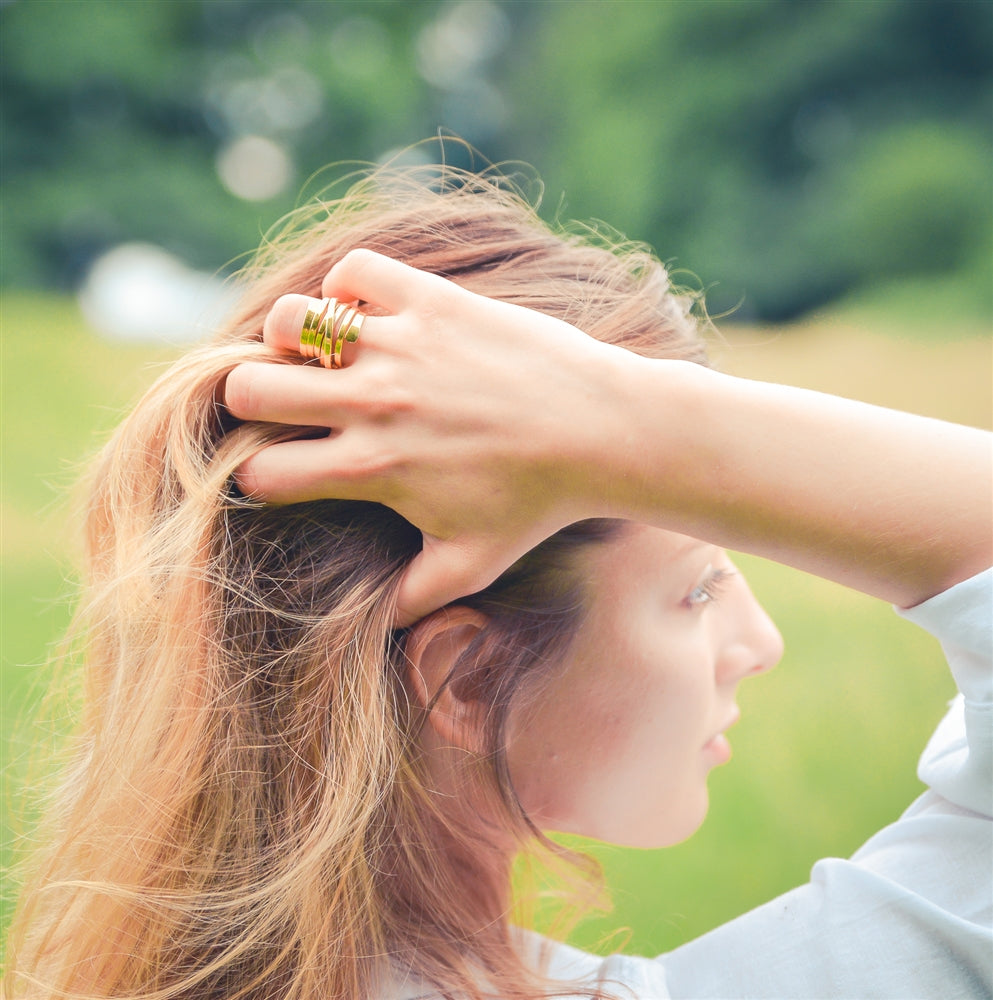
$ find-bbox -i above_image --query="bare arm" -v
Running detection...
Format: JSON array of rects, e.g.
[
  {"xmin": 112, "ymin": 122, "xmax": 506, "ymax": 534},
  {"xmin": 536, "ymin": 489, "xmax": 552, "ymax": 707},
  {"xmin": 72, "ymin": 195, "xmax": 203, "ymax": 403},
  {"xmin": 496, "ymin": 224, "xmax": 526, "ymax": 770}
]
[
  {"xmin": 224, "ymin": 251, "xmax": 992, "ymax": 620},
  {"xmin": 603, "ymin": 358, "xmax": 991, "ymax": 607}
]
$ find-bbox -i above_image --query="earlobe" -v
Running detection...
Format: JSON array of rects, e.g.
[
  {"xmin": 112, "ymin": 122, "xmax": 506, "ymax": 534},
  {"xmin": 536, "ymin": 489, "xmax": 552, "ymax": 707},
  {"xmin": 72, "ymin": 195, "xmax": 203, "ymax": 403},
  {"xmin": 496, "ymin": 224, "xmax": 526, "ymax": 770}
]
[{"xmin": 406, "ymin": 607, "xmax": 491, "ymax": 753}]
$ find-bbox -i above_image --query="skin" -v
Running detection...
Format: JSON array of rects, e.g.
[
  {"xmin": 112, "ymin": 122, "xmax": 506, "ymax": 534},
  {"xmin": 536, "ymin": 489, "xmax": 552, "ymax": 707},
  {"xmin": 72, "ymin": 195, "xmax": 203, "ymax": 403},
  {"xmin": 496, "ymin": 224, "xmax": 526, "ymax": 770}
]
[
  {"xmin": 224, "ymin": 251, "xmax": 992, "ymax": 622},
  {"xmin": 219, "ymin": 248, "xmax": 989, "ymax": 928},
  {"xmin": 503, "ymin": 527, "xmax": 783, "ymax": 848}
]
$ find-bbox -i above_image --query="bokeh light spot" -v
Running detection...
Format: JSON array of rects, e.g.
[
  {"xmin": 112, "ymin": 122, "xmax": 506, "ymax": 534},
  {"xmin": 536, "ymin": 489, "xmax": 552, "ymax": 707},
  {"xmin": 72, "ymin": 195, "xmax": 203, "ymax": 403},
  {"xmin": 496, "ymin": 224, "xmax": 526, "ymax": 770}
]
[
  {"xmin": 416, "ymin": 1, "xmax": 509, "ymax": 90},
  {"xmin": 216, "ymin": 135, "xmax": 294, "ymax": 201}
]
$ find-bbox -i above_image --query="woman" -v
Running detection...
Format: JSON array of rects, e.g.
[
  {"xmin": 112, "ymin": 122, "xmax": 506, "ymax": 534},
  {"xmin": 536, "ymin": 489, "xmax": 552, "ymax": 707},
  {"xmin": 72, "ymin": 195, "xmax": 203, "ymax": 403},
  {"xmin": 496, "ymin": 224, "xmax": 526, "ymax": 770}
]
[{"xmin": 5, "ymin": 165, "xmax": 990, "ymax": 1000}]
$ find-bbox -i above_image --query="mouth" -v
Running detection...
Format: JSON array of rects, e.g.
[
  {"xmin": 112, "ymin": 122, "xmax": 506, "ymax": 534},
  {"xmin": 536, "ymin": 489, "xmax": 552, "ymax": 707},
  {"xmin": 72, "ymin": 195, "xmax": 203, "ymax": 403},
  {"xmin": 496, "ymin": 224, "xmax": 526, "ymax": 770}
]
[{"xmin": 702, "ymin": 706, "xmax": 741, "ymax": 762}]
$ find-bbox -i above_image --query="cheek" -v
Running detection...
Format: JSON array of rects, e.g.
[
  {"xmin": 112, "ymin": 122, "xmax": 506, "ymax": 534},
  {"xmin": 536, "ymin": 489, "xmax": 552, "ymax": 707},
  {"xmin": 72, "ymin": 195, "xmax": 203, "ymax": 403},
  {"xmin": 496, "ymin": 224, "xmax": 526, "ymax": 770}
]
[
  {"xmin": 505, "ymin": 668, "xmax": 636, "ymax": 824},
  {"xmin": 506, "ymin": 640, "xmax": 714, "ymax": 845}
]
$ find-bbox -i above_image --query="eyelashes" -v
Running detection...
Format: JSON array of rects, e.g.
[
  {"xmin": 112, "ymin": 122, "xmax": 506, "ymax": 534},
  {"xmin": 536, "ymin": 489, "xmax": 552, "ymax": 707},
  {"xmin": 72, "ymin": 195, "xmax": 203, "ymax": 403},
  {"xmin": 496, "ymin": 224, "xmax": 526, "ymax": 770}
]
[{"xmin": 684, "ymin": 568, "xmax": 736, "ymax": 607}]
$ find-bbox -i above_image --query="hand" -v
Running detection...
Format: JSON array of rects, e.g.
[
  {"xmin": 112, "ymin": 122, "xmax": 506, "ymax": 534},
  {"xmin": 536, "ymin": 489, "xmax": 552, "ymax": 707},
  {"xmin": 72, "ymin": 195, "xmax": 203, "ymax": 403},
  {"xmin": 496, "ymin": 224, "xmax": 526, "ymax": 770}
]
[
  {"xmin": 224, "ymin": 250, "xmax": 631, "ymax": 623},
  {"xmin": 226, "ymin": 249, "xmax": 992, "ymax": 616}
]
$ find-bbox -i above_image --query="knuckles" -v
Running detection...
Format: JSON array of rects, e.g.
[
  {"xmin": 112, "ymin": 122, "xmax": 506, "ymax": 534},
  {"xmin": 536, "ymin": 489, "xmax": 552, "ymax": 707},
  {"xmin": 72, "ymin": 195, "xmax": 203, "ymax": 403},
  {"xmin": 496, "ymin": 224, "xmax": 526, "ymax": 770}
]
[
  {"xmin": 336, "ymin": 448, "xmax": 395, "ymax": 483},
  {"xmin": 326, "ymin": 248, "xmax": 382, "ymax": 295},
  {"xmin": 339, "ymin": 247, "xmax": 379, "ymax": 273},
  {"xmin": 353, "ymin": 366, "xmax": 415, "ymax": 420},
  {"xmin": 338, "ymin": 426, "xmax": 410, "ymax": 480}
]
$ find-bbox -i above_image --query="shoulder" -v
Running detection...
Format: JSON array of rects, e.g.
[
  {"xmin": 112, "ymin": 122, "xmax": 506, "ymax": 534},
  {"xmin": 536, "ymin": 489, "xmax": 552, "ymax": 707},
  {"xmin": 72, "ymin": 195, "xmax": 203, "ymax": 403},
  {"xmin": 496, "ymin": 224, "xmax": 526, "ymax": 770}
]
[
  {"xmin": 522, "ymin": 930, "xmax": 672, "ymax": 999},
  {"xmin": 899, "ymin": 566, "xmax": 993, "ymax": 821}
]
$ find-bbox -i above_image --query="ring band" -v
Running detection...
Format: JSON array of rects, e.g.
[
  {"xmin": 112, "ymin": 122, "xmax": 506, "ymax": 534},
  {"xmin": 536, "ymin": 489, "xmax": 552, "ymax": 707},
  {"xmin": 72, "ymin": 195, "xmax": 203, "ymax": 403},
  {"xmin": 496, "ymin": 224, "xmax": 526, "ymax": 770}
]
[
  {"xmin": 335, "ymin": 309, "xmax": 364, "ymax": 369},
  {"xmin": 320, "ymin": 302, "xmax": 349, "ymax": 369},
  {"xmin": 299, "ymin": 296, "xmax": 365, "ymax": 368},
  {"xmin": 314, "ymin": 301, "xmax": 341, "ymax": 363},
  {"xmin": 300, "ymin": 298, "xmax": 331, "ymax": 359},
  {"xmin": 330, "ymin": 306, "xmax": 357, "ymax": 370}
]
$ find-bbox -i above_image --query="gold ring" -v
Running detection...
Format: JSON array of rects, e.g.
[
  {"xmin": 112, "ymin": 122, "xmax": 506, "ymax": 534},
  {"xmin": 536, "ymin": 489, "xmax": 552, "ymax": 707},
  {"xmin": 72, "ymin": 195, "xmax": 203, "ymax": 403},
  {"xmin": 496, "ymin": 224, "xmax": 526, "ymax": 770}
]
[
  {"xmin": 343, "ymin": 310, "xmax": 365, "ymax": 346},
  {"xmin": 331, "ymin": 306, "xmax": 358, "ymax": 369},
  {"xmin": 336, "ymin": 309, "xmax": 365, "ymax": 369},
  {"xmin": 312, "ymin": 300, "xmax": 337, "ymax": 362},
  {"xmin": 300, "ymin": 297, "xmax": 332, "ymax": 359},
  {"xmin": 299, "ymin": 296, "xmax": 365, "ymax": 368},
  {"xmin": 319, "ymin": 302, "xmax": 347, "ymax": 369}
]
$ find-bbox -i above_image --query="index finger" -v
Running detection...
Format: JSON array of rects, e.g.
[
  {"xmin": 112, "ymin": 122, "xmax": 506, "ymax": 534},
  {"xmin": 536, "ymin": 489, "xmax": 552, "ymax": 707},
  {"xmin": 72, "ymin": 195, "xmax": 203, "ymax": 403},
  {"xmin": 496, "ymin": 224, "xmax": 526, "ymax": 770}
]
[
  {"xmin": 262, "ymin": 293, "xmax": 378, "ymax": 363},
  {"xmin": 322, "ymin": 248, "xmax": 452, "ymax": 312}
]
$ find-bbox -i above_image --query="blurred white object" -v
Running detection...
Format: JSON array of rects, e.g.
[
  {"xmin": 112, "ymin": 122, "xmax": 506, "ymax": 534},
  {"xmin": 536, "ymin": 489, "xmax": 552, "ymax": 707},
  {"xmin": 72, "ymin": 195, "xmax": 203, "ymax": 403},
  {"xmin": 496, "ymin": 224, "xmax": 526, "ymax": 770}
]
[
  {"xmin": 216, "ymin": 135, "xmax": 293, "ymax": 202},
  {"xmin": 78, "ymin": 242, "xmax": 237, "ymax": 343}
]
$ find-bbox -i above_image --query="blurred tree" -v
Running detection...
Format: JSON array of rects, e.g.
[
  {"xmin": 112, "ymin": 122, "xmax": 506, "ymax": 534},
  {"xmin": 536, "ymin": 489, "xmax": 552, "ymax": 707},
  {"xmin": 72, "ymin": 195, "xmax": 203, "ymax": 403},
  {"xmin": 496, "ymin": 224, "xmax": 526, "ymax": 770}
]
[
  {"xmin": 503, "ymin": 0, "xmax": 992, "ymax": 320},
  {"xmin": 1, "ymin": 0, "xmax": 439, "ymax": 286},
  {"xmin": 1, "ymin": 0, "xmax": 990, "ymax": 323}
]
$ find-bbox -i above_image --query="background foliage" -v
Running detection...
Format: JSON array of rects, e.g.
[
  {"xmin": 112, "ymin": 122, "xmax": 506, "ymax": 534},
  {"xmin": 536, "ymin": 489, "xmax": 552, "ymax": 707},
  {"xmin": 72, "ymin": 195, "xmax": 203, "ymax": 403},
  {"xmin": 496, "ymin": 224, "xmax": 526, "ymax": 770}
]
[{"xmin": 3, "ymin": 0, "xmax": 991, "ymax": 320}]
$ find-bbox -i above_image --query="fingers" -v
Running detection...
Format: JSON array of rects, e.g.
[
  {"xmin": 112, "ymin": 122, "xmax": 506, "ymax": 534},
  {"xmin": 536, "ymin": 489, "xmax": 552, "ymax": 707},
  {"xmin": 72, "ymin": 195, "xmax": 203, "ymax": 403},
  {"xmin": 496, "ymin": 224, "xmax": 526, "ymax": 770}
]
[
  {"xmin": 322, "ymin": 248, "xmax": 451, "ymax": 312},
  {"xmin": 262, "ymin": 294, "xmax": 313, "ymax": 354},
  {"xmin": 224, "ymin": 361, "xmax": 355, "ymax": 426},
  {"xmin": 261, "ymin": 249, "xmax": 456, "ymax": 359},
  {"xmin": 262, "ymin": 292, "xmax": 374, "ymax": 364},
  {"xmin": 393, "ymin": 534, "xmax": 543, "ymax": 626},
  {"xmin": 234, "ymin": 435, "xmax": 372, "ymax": 505},
  {"xmin": 394, "ymin": 544, "xmax": 500, "ymax": 626}
]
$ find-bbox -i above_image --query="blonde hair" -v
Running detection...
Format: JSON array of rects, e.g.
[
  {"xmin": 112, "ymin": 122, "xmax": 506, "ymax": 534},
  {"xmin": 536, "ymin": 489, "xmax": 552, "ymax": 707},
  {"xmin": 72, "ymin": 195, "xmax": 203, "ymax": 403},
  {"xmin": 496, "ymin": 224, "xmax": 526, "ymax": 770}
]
[{"xmin": 4, "ymin": 163, "xmax": 707, "ymax": 999}]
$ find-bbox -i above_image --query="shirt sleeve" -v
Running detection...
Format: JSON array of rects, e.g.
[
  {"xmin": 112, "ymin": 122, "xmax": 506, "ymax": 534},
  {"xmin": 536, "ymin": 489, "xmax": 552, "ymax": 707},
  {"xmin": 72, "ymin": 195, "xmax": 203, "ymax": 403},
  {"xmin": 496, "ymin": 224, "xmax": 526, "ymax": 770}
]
[{"xmin": 650, "ymin": 567, "xmax": 993, "ymax": 1000}]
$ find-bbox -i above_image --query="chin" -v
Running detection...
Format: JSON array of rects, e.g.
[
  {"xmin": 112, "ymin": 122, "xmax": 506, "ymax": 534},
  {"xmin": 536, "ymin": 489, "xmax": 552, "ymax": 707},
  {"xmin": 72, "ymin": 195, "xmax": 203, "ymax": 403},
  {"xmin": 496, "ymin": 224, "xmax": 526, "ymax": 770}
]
[
  {"xmin": 643, "ymin": 792, "xmax": 711, "ymax": 850},
  {"xmin": 593, "ymin": 797, "xmax": 711, "ymax": 850},
  {"xmin": 536, "ymin": 785, "xmax": 712, "ymax": 849}
]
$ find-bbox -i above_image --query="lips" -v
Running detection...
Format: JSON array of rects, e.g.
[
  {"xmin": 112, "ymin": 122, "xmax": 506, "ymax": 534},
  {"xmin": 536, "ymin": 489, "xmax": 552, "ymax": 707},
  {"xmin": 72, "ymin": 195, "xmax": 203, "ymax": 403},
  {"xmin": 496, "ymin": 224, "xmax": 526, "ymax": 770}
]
[
  {"xmin": 707, "ymin": 705, "xmax": 740, "ymax": 746},
  {"xmin": 703, "ymin": 705, "xmax": 741, "ymax": 759}
]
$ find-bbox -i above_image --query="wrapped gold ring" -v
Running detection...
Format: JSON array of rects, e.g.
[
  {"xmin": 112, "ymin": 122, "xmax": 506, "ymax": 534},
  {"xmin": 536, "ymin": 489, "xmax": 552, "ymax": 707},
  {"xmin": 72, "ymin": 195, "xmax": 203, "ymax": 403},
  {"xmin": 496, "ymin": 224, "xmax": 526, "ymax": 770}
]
[{"xmin": 298, "ymin": 297, "xmax": 365, "ymax": 368}]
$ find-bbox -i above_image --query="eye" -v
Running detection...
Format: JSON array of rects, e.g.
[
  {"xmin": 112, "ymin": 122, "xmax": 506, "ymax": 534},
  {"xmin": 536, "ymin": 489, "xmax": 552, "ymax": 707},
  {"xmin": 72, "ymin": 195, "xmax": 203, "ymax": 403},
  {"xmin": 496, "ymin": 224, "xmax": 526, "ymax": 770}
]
[{"xmin": 684, "ymin": 568, "xmax": 735, "ymax": 607}]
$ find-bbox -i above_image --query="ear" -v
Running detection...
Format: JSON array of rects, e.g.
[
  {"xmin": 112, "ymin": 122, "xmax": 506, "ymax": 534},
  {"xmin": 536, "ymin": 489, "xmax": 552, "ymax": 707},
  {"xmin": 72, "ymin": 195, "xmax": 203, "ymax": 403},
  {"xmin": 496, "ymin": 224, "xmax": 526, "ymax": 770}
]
[{"xmin": 405, "ymin": 606, "xmax": 491, "ymax": 753}]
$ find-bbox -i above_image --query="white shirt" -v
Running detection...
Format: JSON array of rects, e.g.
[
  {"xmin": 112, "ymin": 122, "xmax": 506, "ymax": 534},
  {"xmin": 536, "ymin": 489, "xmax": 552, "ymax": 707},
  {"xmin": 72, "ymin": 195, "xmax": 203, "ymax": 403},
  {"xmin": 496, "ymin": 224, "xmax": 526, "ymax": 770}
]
[{"xmin": 391, "ymin": 569, "xmax": 993, "ymax": 999}]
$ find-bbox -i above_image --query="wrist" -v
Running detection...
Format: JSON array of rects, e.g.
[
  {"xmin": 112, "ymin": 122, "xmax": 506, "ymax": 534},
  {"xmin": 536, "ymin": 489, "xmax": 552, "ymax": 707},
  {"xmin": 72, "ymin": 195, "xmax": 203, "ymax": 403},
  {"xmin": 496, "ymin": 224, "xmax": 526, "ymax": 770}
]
[{"xmin": 576, "ymin": 352, "xmax": 716, "ymax": 526}]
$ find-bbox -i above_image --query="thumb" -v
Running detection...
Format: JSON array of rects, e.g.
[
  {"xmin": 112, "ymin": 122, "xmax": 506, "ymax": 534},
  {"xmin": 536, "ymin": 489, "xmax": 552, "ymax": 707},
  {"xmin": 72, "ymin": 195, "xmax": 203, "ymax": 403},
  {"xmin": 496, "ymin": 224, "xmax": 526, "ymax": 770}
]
[{"xmin": 393, "ymin": 536, "xmax": 518, "ymax": 627}]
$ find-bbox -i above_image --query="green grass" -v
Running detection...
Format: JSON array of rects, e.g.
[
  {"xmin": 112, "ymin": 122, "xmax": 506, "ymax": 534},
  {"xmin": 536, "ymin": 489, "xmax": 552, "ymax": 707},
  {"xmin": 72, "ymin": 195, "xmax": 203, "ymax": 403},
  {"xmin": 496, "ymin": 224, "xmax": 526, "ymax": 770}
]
[
  {"xmin": 1, "ymin": 293, "xmax": 986, "ymax": 954},
  {"xmin": 1, "ymin": 293, "xmax": 184, "ymax": 935}
]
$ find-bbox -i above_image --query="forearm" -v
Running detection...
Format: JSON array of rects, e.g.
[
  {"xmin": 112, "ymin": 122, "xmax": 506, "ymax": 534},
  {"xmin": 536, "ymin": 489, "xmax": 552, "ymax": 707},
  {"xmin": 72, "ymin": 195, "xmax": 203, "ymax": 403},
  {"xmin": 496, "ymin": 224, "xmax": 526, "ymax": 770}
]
[
  {"xmin": 226, "ymin": 259, "xmax": 991, "ymax": 619},
  {"xmin": 604, "ymin": 359, "xmax": 992, "ymax": 606}
]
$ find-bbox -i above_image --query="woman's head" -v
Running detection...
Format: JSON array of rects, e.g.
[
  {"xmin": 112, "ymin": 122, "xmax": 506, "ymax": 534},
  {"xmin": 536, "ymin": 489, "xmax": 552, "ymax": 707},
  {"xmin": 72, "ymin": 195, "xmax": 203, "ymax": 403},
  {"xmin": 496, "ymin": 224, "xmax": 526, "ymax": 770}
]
[{"xmin": 8, "ymin": 164, "xmax": 714, "ymax": 1000}]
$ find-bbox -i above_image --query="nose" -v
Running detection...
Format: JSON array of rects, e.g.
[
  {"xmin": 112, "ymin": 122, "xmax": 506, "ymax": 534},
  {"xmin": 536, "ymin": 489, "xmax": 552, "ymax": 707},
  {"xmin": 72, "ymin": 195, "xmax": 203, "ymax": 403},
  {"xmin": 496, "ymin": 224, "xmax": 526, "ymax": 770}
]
[{"xmin": 716, "ymin": 581, "xmax": 784, "ymax": 685}]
